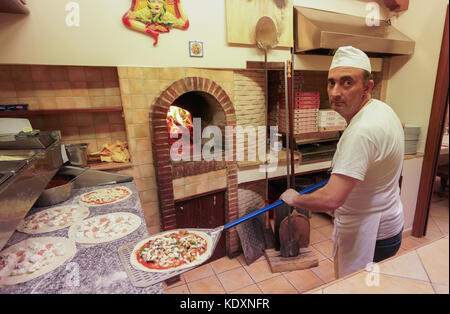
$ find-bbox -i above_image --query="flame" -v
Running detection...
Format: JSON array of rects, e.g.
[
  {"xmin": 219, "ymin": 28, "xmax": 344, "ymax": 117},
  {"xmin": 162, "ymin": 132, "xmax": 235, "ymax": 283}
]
[{"xmin": 166, "ymin": 105, "xmax": 194, "ymax": 135}]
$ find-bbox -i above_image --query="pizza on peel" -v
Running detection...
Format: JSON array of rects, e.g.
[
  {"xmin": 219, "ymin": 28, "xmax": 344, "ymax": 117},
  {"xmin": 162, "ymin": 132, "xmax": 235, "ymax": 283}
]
[{"xmin": 130, "ymin": 229, "xmax": 212, "ymax": 273}]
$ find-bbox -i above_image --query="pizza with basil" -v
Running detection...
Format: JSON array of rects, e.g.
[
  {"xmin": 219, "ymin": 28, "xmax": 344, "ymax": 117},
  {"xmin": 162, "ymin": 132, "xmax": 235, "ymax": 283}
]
[
  {"xmin": 17, "ymin": 204, "xmax": 90, "ymax": 234},
  {"xmin": 79, "ymin": 186, "xmax": 132, "ymax": 207},
  {"xmin": 130, "ymin": 230, "xmax": 211, "ymax": 273}
]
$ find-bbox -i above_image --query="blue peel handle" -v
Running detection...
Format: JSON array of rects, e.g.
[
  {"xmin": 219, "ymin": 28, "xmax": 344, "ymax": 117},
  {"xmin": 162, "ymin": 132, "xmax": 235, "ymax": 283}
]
[{"xmin": 223, "ymin": 179, "xmax": 329, "ymax": 230}]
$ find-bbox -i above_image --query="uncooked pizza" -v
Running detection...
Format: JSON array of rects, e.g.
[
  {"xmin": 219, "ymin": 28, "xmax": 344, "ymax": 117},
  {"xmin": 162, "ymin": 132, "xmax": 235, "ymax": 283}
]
[
  {"xmin": 79, "ymin": 186, "xmax": 132, "ymax": 207},
  {"xmin": 17, "ymin": 204, "xmax": 90, "ymax": 234},
  {"xmin": 130, "ymin": 229, "xmax": 211, "ymax": 273},
  {"xmin": 68, "ymin": 212, "xmax": 141, "ymax": 244},
  {"xmin": 0, "ymin": 237, "xmax": 76, "ymax": 286}
]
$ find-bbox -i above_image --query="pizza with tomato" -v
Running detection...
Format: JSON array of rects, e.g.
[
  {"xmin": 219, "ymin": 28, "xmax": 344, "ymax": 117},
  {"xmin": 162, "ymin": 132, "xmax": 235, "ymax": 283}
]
[
  {"xmin": 130, "ymin": 230, "xmax": 211, "ymax": 273},
  {"xmin": 17, "ymin": 204, "xmax": 90, "ymax": 234},
  {"xmin": 0, "ymin": 237, "xmax": 76, "ymax": 285},
  {"xmin": 68, "ymin": 212, "xmax": 141, "ymax": 244},
  {"xmin": 79, "ymin": 186, "xmax": 132, "ymax": 207}
]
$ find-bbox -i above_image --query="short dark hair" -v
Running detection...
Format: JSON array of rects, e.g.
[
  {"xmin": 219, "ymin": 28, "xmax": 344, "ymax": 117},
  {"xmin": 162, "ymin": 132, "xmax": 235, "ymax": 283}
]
[{"xmin": 363, "ymin": 70, "xmax": 373, "ymax": 85}]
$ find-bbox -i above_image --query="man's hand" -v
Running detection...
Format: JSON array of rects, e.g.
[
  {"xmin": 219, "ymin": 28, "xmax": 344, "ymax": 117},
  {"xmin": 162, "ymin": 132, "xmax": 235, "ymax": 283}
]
[
  {"xmin": 280, "ymin": 188, "xmax": 300, "ymax": 207},
  {"xmin": 278, "ymin": 174, "xmax": 359, "ymax": 213}
]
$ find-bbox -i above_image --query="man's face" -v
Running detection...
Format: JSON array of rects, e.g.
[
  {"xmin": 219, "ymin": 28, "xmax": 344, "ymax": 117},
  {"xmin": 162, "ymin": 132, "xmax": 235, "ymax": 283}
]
[
  {"xmin": 327, "ymin": 67, "xmax": 372, "ymax": 121},
  {"xmin": 148, "ymin": 0, "xmax": 164, "ymax": 12}
]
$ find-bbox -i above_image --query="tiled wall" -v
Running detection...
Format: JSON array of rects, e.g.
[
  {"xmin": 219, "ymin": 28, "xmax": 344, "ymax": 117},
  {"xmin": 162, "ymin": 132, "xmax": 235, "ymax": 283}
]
[
  {"xmin": 0, "ymin": 65, "xmax": 126, "ymax": 154},
  {"xmin": 116, "ymin": 67, "xmax": 238, "ymax": 235},
  {"xmin": 173, "ymin": 169, "xmax": 227, "ymax": 201},
  {"xmin": 0, "ymin": 65, "xmax": 121, "ymax": 110},
  {"xmin": 28, "ymin": 112, "xmax": 127, "ymax": 153}
]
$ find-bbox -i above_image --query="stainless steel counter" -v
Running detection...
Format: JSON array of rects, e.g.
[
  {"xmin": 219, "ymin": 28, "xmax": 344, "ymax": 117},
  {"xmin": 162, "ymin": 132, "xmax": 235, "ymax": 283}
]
[{"xmin": 0, "ymin": 141, "xmax": 62, "ymax": 251}]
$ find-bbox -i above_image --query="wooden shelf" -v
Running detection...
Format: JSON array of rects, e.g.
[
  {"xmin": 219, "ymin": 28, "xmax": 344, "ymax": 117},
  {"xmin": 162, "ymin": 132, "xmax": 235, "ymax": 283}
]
[
  {"xmin": 0, "ymin": 107, "xmax": 123, "ymax": 117},
  {"xmin": 88, "ymin": 162, "xmax": 132, "ymax": 171},
  {"xmin": 280, "ymin": 131, "xmax": 341, "ymax": 144}
]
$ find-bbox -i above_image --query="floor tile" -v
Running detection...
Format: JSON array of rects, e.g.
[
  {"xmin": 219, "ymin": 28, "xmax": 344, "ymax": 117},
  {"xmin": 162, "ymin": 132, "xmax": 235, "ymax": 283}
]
[
  {"xmin": 231, "ymin": 284, "xmax": 263, "ymax": 294},
  {"xmin": 309, "ymin": 245, "xmax": 328, "ymax": 261},
  {"xmin": 426, "ymin": 216, "xmax": 444, "ymax": 234},
  {"xmin": 283, "ymin": 269, "xmax": 324, "ymax": 293},
  {"xmin": 410, "ymin": 234, "xmax": 433, "ymax": 245},
  {"xmin": 400, "ymin": 236, "xmax": 422, "ymax": 251},
  {"xmin": 316, "ymin": 225, "xmax": 334, "ymax": 239},
  {"xmin": 310, "ymin": 259, "xmax": 336, "ymax": 283},
  {"xmin": 305, "ymin": 288, "xmax": 323, "ymax": 294},
  {"xmin": 310, "ymin": 213, "xmax": 333, "ymax": 228},
  {"xmin": 432, "ymin": 283, "xmax": 449, "ymax": 294},
  {"xmin": 374, "ymin": 250, "xmax": 430, "ymax": 282},
  {"xmin": 312, "ymin": 239, "xmax": 334, "ymax": 259},
  {"xmin": 431, "ymin": 216, "xmax": 449, "ymax": 234},
  {"xmin": 257, "ymin": 275, "xmax": 298, "ymax": 294},
  {"xmin": 322, "ymin": 272, "xmax": 435, "ymax": 294},
  {"xmin": 217, "ymin": 267, "xmax": 254, "ymax": 293},
  {"xmin": 429, "ymin": 202, "xmax": 449, "ymax": 218},
  {"xmin": 416, "ymin": 238, "xmax": 449, "ymax": 285},
  {"xmin": 187, "ymin": 275, "xmax": 226, "ymax": 294},
  {"xmin": 162, "ymin": 276, "xmax": 186, "ymax": 290},
  {"xmin": 210, "ymin": 256, "xmax": 242, "ymax": 274},
  {"xmin": 422, "ymin": 228, "xmax": 445, "ymax": 242},
  {"xmin": 310, "ymin": 229, "xmax": 327, "ymax": 245},
  {"xmin": 243, "ymin": 259, "xmax": 278, "ymax": 282},
  {"xmin": 237, "ymin": 253, "xmax": 265, "ymax": 266},
  {"xmin": 164, "ymin": 284, "xmax": 190, "ymax": 294},
  {"xmin": 183, "ymin": 264, "xmax": 215, "ymax": 283}
]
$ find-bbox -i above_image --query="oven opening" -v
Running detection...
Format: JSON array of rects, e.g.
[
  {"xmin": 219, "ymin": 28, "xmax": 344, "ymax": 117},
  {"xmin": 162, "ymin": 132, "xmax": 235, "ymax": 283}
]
[{"xmin": 166, "ymin": 91, "xmax": 225, "ymax": 161}]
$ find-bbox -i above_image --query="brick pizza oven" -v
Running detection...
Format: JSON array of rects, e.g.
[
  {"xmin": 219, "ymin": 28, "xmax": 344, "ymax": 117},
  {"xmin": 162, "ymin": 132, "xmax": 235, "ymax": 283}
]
[{"xmin": 150, "ymin": 76, "xmax": 240, "ymax": 257}]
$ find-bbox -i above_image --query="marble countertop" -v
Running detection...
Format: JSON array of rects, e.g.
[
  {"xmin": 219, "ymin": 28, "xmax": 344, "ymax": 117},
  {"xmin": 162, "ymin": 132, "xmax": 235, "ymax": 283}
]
[{"xmin": 0, "ymin": 181, "xmax": 163, "ymax": 294}]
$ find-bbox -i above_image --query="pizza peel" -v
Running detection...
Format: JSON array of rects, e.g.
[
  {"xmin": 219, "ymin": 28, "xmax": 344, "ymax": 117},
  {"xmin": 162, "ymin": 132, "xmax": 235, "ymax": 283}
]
[{"xmin": 119, "ymin": 180, "xmax": 328, "ymax": 287}]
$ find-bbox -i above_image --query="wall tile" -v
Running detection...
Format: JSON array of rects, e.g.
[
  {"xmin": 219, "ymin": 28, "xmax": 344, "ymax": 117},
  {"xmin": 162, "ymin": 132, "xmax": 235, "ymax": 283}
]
[{"xmin": 67, "ymin": 66, "xmax": 86, "ymax": 82}]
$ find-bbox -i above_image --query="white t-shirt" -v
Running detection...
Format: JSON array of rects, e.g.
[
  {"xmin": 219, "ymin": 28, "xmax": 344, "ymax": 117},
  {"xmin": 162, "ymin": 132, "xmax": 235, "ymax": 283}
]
[{"xmin": 331, "ymin": 99, "xmax": 405, "ymax": 240}]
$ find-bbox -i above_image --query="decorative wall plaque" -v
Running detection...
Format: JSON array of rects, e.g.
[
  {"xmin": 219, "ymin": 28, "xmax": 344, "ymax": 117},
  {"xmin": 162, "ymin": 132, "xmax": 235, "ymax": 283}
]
[{"xmin": 123, "ymin": 0, "xmax": 189, "ymax": 46}]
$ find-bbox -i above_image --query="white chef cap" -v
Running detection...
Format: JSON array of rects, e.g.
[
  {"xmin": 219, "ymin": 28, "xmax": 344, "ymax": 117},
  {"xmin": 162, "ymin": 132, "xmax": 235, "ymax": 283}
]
[{"xmin": 329, "ymin": 46, "xmax": 371, "ymax": 73}]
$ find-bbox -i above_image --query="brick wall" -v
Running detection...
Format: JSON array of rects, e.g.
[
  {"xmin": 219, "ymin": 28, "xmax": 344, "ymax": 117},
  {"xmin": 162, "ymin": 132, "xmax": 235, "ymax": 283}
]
[
  {"xmin": 116, "ymin": 68, "xmax": 242, "ymax": 249},
  {"xmin": 233, "ymin": 70, "xmax": 266, "ymax": 167}
]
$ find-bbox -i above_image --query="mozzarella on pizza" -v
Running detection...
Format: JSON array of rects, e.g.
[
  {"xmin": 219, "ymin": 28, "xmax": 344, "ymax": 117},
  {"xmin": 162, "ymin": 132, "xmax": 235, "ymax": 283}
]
[
  {"xmin": 131, "ymin": 230, "xmax": 210, "ymax": 272},
  {"xmin": 17, "ymin": 205, "xmax": 89, "ymax": 234},
  {"xmin": 79, "ymin": 187, "xmax": 132, "ymax": 206},
  {"xmin": 68, "ymin": 212, "xmax": 141, "ymax": 244},
  {"xmin": 0, "ymin": 237, "xmax": 76, "ymax": 285}
]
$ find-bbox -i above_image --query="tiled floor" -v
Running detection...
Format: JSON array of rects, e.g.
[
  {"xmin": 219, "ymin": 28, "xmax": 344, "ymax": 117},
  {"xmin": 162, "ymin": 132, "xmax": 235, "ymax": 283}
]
[{"xmin": 163, "ymin": 190, "xmax": 449, "ymax": 294}]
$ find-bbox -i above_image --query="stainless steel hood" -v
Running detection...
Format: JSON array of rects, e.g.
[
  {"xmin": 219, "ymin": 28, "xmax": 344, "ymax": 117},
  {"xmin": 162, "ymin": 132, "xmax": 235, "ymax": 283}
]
[{"xmin": 294, "ymin": 6, "xmax": 415, "ymax": 56}]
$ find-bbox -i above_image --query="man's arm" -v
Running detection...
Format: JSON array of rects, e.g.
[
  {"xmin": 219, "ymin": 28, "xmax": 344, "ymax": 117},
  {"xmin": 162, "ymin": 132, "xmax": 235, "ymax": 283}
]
[{"xmin": 279, "ymin": 174, "xmax": 359, "ymax": 213}]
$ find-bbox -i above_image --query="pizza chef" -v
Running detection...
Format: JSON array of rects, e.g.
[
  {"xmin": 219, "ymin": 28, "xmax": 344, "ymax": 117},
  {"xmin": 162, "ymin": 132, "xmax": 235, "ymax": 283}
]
[{"xmin": 280, "ymin": 46, "xmax": 405, "ymax": 278}]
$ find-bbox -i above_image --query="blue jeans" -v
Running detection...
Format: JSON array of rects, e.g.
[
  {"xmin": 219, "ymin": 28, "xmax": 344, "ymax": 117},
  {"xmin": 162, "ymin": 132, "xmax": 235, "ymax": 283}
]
[{"xmin": 373, "ymin": 229, "xmax": 403, "ymax": 263}]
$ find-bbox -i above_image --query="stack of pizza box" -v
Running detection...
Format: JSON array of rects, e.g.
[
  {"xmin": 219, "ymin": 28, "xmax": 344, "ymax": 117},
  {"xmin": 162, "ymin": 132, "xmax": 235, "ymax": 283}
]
[
  {"xmin": 267, "ymin": 71, "xmax": 303, "ymax": 130},
  {"xmin": 318, "ymin": 109, "xmax": 347, "ymax": 131},
  {"xmin": 279, "ymin": 92, "xmax": 319, "ymax": 134}
]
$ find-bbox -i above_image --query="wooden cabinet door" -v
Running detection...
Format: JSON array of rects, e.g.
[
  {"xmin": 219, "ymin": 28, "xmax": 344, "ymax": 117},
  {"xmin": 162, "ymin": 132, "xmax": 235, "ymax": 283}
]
[{"xmin": 175, "ymin": 191, "xmax": 226, "ymax": 262}]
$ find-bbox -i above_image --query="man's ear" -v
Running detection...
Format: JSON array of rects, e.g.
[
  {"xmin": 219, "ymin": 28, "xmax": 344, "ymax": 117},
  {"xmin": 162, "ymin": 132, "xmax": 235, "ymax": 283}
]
[{"xmin": 364, "ymin": 80, "xmax": 375, "ymax": 94}]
